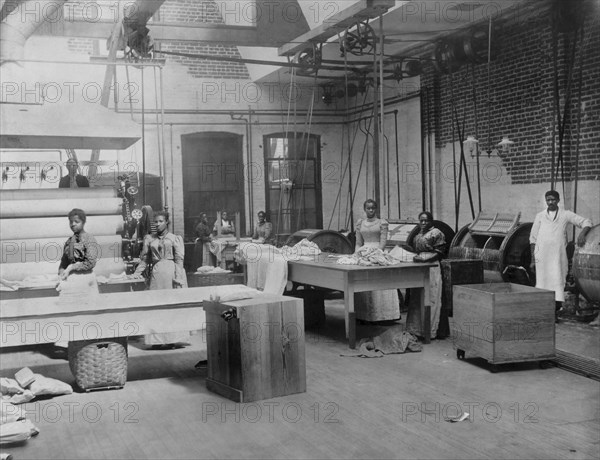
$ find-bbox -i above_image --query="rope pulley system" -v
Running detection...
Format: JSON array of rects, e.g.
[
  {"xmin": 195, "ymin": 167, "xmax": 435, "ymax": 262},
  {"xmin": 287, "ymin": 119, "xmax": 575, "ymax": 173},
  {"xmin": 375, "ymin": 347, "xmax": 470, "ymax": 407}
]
[
  {"xmin": 293, "ymin": 44, "xmax": 323, "ymax": 76},
  {"xmin": 340, "ymin": 21, "xmax": 377, "ymax": 57}
]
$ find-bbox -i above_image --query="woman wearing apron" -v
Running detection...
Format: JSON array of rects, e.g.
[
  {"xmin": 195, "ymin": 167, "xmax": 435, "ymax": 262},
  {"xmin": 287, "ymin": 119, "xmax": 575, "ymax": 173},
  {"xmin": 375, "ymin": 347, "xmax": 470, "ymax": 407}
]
[
  {"xmin": 58, "ymin": 208, "xmax": 100, "ymax": 302},
  {"xmin": 55, "ymin": 208, "xmax": 100, "ymax": 349},
  {"xmin": 131, "ymin": 210, "xmax": 189, "ymax": 347},
  {"xmin": 354, "ymin": 199, "xmax": 400, "ymax": 322}
]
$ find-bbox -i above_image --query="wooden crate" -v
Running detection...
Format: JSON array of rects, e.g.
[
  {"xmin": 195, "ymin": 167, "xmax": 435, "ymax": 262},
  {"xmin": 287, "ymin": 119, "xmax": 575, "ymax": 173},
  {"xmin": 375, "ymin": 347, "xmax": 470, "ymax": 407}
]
[
  {"xmin": 452, "ymin": 283, "xmax": 556, "ymax": 365},
  {"xmin": 439, "ymin": 259, "xmax": 484, "ymax": 338},
  {"xmin": 203, "ymin": 294, "xmax": 306, "ymax": 402}
]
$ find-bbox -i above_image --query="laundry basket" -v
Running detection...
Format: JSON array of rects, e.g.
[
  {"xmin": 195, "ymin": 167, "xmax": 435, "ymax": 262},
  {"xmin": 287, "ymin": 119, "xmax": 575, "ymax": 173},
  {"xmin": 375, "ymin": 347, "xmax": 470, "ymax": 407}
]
[{"xmin": 68, "ymin": 337, "xmax": 128, "ymax": 391}]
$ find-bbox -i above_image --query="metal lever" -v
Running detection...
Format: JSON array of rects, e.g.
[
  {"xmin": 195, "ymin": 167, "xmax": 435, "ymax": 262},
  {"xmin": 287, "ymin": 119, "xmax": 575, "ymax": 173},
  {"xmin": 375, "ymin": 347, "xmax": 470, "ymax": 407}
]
[{"xmin": 221, "ymin": 308, "xmax": 237, "ymax": 322}]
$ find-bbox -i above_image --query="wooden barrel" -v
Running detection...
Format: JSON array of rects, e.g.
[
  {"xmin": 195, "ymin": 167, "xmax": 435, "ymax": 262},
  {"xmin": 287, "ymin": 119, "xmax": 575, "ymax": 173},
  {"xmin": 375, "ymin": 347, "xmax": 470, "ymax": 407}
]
[
  {"xmin": 449, "ymin": 222, "xmax": 534, "ymax": 285},
  {"xmin": 285, "ymin": 229, "xmax": 353, "ymax": 254},
  {"xmin": 573, "ymin": 224, "xmax": 600, "ymax": 303}
]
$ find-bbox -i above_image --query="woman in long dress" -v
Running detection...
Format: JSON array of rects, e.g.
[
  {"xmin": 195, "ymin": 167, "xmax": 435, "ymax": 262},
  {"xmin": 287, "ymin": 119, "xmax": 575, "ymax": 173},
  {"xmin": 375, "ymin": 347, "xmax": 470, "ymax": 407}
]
[
  {"xmin": 57, "ymin": 208, "xmax": 100, "ymax": 302},
  {"xmin": 131, "ymin": 210, "xmax": 189, "ymax": 347},
  {"xmin": 354, "ymin": 199, "xmax": 400, "ymax": 322},
  {"xmin": 55, "ymin": 208, "xmax": 100, "ymax": 349},
  {"xmin": 405, "ymin": 211, "xmax": 446, "ymax": 338}
]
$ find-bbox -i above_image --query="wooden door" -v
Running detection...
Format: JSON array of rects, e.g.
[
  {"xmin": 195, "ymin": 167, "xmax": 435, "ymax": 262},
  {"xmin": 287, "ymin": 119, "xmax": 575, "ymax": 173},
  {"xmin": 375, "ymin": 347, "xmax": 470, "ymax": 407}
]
[{"xmin": 182, "ymin": 132, "xmax": 245, "ymax": 237}]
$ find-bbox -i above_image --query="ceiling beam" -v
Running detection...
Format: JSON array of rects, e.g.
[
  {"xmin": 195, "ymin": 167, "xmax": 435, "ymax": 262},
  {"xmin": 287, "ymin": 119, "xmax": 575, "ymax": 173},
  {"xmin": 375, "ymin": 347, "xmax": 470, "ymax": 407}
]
[
  {"xmin": 278, "ymin": 0, "xmax": 395, "ymax": 57},
  {"xmin": 33, "ymin": 20, "xmax": 261, "ymax": 45}
]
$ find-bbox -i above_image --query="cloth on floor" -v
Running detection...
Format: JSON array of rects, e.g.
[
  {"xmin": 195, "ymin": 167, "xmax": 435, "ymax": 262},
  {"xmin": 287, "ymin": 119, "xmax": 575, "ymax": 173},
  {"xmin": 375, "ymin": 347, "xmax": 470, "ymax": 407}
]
[{"xmin": 341, "ymin": 326, "xmax": 422, "ymax": 358}]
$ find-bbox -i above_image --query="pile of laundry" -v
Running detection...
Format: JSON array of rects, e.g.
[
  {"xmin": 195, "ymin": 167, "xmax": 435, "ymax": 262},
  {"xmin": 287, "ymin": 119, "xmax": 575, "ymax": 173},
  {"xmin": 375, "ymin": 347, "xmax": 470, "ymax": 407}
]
[
  {"xmin": 337, "ymin": 246, "xmax": 402, "ymax": 266},
  {"xmin": 96, "ymin": 271, "xmax": 128, "ymax": 284},
  {"xmin": 195, "ymin": 266, "xmax": 231, "ymax": 274},
  {"xmin": 1, "ymin": 367, "xmax": 73, "ymax": 446},
  {"xmin": 280, "ymin": 239, "xmax": 321, "ymax": 260}
]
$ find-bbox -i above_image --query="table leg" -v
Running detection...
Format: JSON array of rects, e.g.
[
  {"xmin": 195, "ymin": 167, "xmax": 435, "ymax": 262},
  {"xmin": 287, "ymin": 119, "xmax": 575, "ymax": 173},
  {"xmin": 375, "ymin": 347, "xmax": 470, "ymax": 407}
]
[{"xmin": 345, "ymin": 285, "xmax": 356, "ymax": 349}]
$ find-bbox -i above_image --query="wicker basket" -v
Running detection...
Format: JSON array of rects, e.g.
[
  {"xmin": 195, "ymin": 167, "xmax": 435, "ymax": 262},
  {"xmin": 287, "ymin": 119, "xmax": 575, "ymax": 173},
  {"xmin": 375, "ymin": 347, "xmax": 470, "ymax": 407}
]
[{"xmin": 68, "ymin": 338, "xmax": 128, "ymax": 392}]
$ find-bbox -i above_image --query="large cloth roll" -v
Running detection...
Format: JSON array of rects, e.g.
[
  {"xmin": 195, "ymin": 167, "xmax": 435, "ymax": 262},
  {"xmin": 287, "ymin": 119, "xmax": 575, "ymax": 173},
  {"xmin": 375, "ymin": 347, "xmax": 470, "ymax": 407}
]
[
  {"xmin": 0, "ymin": 216, "xmax": 123, "ymax": 240},
  {"xmin": 0, "ymin": 188, "xmax": 116, "ymax": 201},
  {"xmin": 1, "ymin": 235, "xmax": 122, "ymax": 264},
  {"xmin": 1, "ymin": 258, "xmax": 127, "ymax": 282},
  {"xmin": 0, "ymin": 198, "xmax": 123, "ymax": 218}
]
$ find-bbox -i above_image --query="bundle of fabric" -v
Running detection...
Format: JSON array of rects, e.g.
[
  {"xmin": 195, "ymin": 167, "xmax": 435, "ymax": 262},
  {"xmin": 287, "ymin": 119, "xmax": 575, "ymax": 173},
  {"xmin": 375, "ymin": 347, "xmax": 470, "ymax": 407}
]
[
  {"xmin": 280, "ymin": 239, "xmax": 321, "ymax": 260},
  {"xmin": 195, "ymin": 266, "xmax": 231, "ymax": 274},
  {"xmin": 337, "ymin": 246, "xmax": 402, "ymax": 266}
]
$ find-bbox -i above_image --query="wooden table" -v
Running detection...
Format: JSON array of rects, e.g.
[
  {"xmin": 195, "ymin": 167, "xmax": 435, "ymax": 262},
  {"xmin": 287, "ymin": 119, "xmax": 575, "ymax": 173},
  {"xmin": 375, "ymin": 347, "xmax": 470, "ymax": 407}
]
[
  {"xmin": 0, "ymin": 285, "xmax": 257, "ymax": 348},
  {"xmin": 0, "ymin": 278, "xmax": 146, "ymax": 300},
  {"xmin": 287, "ymin": 254, "xmax": 436, "ymax": 348}
]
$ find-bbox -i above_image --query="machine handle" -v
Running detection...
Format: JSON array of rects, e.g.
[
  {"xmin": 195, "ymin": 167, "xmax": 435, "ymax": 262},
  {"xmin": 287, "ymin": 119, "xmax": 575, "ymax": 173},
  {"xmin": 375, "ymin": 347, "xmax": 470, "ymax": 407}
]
[{"xmin": 221, "ymin": 308, "xmax": 237, "ymax": 322}]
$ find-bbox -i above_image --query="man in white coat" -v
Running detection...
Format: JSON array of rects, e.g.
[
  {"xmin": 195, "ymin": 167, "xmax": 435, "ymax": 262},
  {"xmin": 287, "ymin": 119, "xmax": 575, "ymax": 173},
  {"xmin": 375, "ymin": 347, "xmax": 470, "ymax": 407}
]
[{"xmin": 529, "ymin": 190, "xmax": 592, "ymax": 322}]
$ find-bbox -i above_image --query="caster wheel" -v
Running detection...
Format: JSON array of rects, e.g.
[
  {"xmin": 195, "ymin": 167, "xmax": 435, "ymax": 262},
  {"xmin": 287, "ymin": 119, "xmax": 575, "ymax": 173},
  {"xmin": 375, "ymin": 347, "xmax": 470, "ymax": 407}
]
[
  {"xmin": 489, "ymin": 364, "xmax": 500, "ymax": 373},
  {"xmin": 456, "ymin": 349, "xmax": 465, "ymax": 360},
  {"xmin": 539, "ymin": 360, "xmax": 555, "ymax": 369}
]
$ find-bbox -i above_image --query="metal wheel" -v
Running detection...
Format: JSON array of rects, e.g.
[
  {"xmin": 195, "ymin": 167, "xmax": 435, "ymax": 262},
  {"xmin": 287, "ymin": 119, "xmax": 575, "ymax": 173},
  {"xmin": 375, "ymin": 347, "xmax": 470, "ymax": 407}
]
[
  {"xmin": 294, "ymin": 44, "xmax": 322, "ymax": 76},
  {"xmin": 341, "ymin": 21, "xmax": 376, "ymax": 56}
]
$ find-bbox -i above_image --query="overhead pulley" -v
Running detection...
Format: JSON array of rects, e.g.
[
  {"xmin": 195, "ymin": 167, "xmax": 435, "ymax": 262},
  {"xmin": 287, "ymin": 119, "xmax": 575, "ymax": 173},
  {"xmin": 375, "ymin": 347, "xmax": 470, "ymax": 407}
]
[
  {"xmin": 294, "ymin": 44, "xmax": 323, "ymax": 76},
  {"xmin": 340, "ymin": 21, "xmax": 377, "ymax": 57}
]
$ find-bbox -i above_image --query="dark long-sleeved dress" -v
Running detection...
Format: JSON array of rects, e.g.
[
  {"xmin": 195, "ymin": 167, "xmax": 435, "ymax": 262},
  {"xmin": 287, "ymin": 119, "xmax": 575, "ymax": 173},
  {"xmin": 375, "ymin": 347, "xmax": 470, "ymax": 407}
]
[
  {"xmin": 58, "ymin": 231, "xmax": 100, "ymax": 301},
  {"xmin": 252, "ymin": 221, "xmax": 274, "ymax": 244},
  {"xmin": 405, "ymin": 227, "xmax": 446, "ymax": 338},
  {"xmin": 194, "ymin": 222, "xmax": 212, "ymax": 268}
]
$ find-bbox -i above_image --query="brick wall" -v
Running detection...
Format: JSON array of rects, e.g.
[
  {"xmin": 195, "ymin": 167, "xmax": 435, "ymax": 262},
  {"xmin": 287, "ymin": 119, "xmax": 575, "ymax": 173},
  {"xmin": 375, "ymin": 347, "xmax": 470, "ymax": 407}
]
[
  {"xmin": 158, "ymin": 41, "xmax": 249, "ymax": 79},
  {"xmin": 158, "ymin": 0, "xmax": 224, "ymax": 23},
  {"xmin": 156, "ymin": 0, "xmax": 249, "ymax": 79},
  {"xmin": 421, "ymin": 3, "xmax": 600, "ymax": 184}
]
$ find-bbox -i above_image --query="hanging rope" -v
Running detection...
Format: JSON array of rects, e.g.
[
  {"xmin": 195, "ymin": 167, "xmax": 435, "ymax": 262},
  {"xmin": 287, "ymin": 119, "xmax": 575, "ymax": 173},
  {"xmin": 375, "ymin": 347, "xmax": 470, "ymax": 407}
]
[
  {"xmin": 471, "ymin": 63, "xmax": 482, "ymax": 212},
  {"xmin": 294, "ymin": 82, "xmax": 317, "ymax": 230},
  {"xmin": 153, "ymin": 66, "xmax": 163, "ymax": 185},
  {"xmin": 326, "ymin": 88, "xmax": 371, "ymax": 231}
]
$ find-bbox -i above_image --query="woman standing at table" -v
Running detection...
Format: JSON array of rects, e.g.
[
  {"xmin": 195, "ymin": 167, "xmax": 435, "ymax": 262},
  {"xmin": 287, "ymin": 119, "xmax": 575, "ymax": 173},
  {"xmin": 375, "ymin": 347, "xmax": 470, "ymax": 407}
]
[
  {"xmin": 404, "ymin": 211, "xmax": 446, "ymax": 339},
  {"xmin": 55, "ymin": 208, "xmax": 100, "ymax": 350},
  {"xmin": 58, "ymin": 208, "xmax": 100, "ymax": 300},
  {"xmin": 194, "ymin": 212, "xmax": 213, "ymax": 268},
  {"xmin": 131, "ymin": 210, "xmax": 189, "ymax": 347},
  {"xmin": 354, "ymin": 199, "xmax": 400, "ymax": 322},
  {"xmin": 252, "ymin": 210, "xmax": 274, "ymax": 245}
]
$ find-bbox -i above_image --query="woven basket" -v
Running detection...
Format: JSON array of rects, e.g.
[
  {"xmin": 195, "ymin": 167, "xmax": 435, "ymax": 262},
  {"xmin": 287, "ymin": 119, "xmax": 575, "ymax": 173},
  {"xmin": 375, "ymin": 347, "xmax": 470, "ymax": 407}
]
[{"xmin": 68, "ymin": 338, "xmax": 128, "ymax": 391}]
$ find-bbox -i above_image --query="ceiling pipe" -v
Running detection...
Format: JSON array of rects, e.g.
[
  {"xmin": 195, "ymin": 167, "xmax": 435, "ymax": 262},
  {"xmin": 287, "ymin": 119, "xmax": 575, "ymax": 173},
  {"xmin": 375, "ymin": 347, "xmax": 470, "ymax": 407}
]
[
  {"xmin": 1, "ymin": 0, "xmax": 67, "ymax": 61},
  {"xmin": 0, "ymin": 0, "xmax": 68, "ymax": 96}
]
